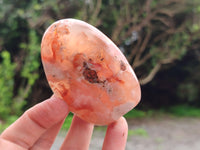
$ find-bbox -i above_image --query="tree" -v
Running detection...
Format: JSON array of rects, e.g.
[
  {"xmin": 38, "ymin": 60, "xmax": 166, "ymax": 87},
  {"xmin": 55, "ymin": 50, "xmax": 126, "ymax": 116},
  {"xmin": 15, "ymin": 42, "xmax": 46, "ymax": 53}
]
[{"xmin": 75, "ymin": 0, "xmax": 200, "ymax": 84}]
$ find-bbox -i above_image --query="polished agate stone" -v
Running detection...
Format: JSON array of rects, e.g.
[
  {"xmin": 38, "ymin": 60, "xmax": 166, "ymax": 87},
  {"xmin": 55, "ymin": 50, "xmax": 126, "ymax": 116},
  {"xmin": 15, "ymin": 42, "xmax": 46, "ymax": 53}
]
[{"xmin": 41, "ymin": 19, "xmax": 141, "ymax": 125}]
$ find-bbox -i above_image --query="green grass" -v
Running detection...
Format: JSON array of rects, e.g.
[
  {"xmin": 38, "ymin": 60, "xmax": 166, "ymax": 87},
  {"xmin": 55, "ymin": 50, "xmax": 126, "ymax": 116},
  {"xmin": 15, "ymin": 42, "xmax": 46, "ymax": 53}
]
[
  {"xmin": 167, "ymin": 105, "xmax": 200, "ymax": 117},
  {"xmin": 61, "ymin": 113, "xmax": 73, "ymax": 130},
  {"xmin": 128, "ymin": 128, "xmax": 148, "ymax": 137},
  {"xmin": 124, "ymin": 105, "xmax": 200, "ymax": 119},
  {"xmin": 124, "ymin": 109, "xmax": 154, "ymax": 118}
]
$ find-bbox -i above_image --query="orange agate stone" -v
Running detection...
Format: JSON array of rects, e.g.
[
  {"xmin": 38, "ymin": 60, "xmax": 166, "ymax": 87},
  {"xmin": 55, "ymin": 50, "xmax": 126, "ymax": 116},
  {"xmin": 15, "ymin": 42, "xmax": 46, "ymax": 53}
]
[{"xmin": 41, "ymin": 19, "xmax": 141, "ymax": 125}]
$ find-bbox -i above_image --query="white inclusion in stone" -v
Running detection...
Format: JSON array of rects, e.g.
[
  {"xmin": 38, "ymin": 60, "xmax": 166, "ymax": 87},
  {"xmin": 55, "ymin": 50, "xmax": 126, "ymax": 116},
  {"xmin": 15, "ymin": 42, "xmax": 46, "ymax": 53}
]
[
  {"xmin": 73, "ymin": 93, "xmax": 94, "ymax": 108},
  {"xmin": 111, "ymin": 102, "xmax": 135, "ymax": 120},
  {"xmin": 76, "ymin": 66, "xmax": 82, "ymax": 72},
  {"xmin": 44, "ymin": 62, "xmax": 65, "ymax": 79},
  {"xmin": 76, "ymin": 76, "xmax": 84, "ymax": 82},
  {"xmin": 131, "ymin": 90, "xmax": 135, "ymax": 98}
]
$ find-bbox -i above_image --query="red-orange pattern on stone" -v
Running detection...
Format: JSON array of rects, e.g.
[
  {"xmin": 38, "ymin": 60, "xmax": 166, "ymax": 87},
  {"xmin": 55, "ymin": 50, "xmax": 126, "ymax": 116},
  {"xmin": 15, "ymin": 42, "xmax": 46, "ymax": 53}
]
[{"xmin": 41, "ymin": 19, "xmax": 141, "ymax": 125}]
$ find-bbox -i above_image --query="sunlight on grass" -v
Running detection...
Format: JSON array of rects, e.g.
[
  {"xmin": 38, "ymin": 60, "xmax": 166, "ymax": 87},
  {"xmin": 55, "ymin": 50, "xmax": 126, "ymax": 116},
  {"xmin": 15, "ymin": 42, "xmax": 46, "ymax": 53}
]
[{"xmin": 128, "ymin": 128, "xmax": 148, "ymax": 137}]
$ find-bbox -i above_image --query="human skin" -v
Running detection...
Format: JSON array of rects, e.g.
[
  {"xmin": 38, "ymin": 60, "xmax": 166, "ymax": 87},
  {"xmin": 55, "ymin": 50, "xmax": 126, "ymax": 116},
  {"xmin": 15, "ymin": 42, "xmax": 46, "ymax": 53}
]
[{"xmin": 0, "ymin": 95, "xmax": 128, "ymax": 150}]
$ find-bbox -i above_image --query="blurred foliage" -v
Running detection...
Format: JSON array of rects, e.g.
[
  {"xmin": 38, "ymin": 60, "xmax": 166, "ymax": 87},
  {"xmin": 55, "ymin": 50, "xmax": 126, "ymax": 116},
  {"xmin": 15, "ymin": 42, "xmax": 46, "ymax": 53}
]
[
  {"xmin": 61, "ymin": 113, "xmax": 73, "ymax": 130},
  {"xmin": 0, "ymin": 51, "xmax": 17, "ymax": 119},
  {"xmin": 125, "ymin": 105, "xmax": 200, "ymax": 119},
  {"xmin": 19, "ymin": 30, "xmax": 41, "ymax": 98},
  {"xmin": 0, "ymin": 0, "xmax": 200, "ymax": 123},
  {"xmin": 177, "ymin": 83, "xmax": 199, "ymax": 102},
  {"xmin": 125, "ymin": 109, "xmax": 148, "ymax": 118},
  {"xmin": 0, "ymin": 115, "xmax": 18, "ymax": 132},
  {"xmin": 167, "ymin": 105, "xmax": 200, "ymax": 117}
]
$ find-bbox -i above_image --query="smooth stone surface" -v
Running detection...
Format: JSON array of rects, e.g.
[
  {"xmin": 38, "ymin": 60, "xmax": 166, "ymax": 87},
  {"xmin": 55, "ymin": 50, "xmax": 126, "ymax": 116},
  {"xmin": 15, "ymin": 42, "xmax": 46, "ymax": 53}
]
[{"xmin": 41, "ymin": 19, "xmax": 141, "ymax": 125}]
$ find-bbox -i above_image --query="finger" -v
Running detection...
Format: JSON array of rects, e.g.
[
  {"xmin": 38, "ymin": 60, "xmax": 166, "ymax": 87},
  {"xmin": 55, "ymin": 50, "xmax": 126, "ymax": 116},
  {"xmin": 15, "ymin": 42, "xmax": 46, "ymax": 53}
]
[
  {"xmin": 30, "ymin": 119, "xmax": 65, "ymax": 150},
  {"xmin": 60, "ymin": 115, "xmax": 94, "ymax": 150},
  {"xmin": 0, "ymin": 95, "xmax": 69, "ymax": 149},
  {"xmin": 0, "ymin": 138, "xmax": 26, "ymax": 150},
  {"xmin": 102, "ymin": 117, "xmax": 128, "ymax": 150}
]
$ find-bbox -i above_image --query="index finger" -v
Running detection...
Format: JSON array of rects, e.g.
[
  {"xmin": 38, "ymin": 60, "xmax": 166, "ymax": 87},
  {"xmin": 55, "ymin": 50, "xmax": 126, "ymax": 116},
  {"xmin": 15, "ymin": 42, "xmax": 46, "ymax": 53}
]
[
  {"xmin": 102, "ymin": 117, "xmax": 128, "ymax": 150},
  {"xmin": 0, "ymin": 95, "xmax": 69, "ymax": 149}
]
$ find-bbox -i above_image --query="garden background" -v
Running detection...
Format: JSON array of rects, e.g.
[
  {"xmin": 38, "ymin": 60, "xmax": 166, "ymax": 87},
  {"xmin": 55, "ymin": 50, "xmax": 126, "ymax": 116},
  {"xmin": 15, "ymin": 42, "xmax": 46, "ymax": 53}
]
[{"xmin": 0, "ymin": 0, "xmax": 200, "ymax": 149}]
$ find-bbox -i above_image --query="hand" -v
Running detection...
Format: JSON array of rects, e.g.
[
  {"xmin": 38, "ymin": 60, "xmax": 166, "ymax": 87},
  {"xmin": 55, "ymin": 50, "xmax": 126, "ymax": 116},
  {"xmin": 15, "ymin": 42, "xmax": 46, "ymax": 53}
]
[{"xmin": 0, "ymin": 95, "xmax": 128, "ymax": 150}]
